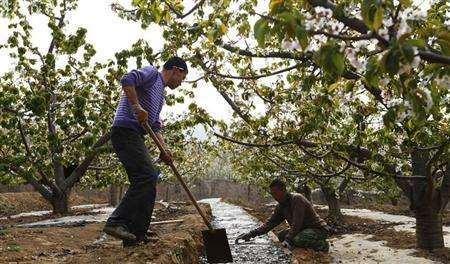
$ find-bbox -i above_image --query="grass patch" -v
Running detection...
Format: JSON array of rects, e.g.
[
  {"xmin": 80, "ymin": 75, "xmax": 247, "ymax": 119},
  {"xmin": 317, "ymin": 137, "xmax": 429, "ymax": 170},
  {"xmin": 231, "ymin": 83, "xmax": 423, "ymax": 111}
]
[
  {"xmin": 6, "ymin": 242, "xmax": 21, "ymax": 252},
  {"xmin": 0, "ymin": 229, "xmax": 9, "ymax": 236}
]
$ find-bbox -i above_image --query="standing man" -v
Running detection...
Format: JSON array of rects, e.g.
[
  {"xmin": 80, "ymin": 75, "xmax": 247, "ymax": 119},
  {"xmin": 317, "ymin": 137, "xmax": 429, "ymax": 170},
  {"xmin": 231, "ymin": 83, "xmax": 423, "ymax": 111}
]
[
  {"xmin": 103, "ymin": 57, "xmax": 188, "ymax": 247},
  {"xmin": 236, "ymin": 179, "xmax": 332, "ymax": 252}
]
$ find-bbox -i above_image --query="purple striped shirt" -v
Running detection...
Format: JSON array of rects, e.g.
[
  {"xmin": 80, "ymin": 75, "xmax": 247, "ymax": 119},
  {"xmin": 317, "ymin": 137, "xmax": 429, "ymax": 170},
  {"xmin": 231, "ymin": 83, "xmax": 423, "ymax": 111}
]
[{"xmin": 112, "ymin": 66, "xmax": 164, "ymax": 134}]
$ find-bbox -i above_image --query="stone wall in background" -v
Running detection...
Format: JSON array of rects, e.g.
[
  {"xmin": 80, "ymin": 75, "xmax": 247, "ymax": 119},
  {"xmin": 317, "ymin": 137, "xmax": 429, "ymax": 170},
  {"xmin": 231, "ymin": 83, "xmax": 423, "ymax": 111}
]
[{"xmin": 156, "ymin": 179, "xmax": 273, "ymax": 207}]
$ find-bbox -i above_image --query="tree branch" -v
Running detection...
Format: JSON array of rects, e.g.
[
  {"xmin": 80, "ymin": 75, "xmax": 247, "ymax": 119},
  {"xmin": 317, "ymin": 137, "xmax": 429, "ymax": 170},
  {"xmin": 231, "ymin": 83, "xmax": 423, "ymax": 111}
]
[
  {"xmin": 298, "ymin": 144, "xmax": 332, "ymax": 159},
  {"xmin": 426, "ymin": 140, "xmax": 449, "ymax": 176},
  {"xmin": 6, "ymin": 164, "xmax": 53, "ymax": 200},
  {"xmin": 307, "ymin": 0, "xmax": 450, "ymax": 64},
  {"xmin": 16, "ymin": 113, "xmax": 60, "ymax": 194},
  {"xmin": 218, "ymin": 41, "xmax": 310, "ymax": 61},
  {"xmin": 310, "ymin": 30, "xmax": 375, "ymax": 41},
  {"xmin": 61, "ymin": 128, "xmax": 88, "ymax": 143},
  {"xmin": 184, "ymin": 75, "xmax": 205, "ymax": 83},
  {"xmin": 62, "ymin": 131, "xmax": 111, "ymax": 191},
  {"xmin": 160, "ymin": 0, "xmax": 205, "ymax": 19},
  {"xmin": 307, "ymin": 162, "xmax": 351, "ymax": 178},
  {"xmin": 208, "ymin": 64, "xmax": 300, "ymax": 80},
  {"xmin": 213, "ymin": 132, "xmax": 318, "ymax": 148},
  {"xmin": 441, "ymin": 163, "xmax": 450, "ymax": 210}
]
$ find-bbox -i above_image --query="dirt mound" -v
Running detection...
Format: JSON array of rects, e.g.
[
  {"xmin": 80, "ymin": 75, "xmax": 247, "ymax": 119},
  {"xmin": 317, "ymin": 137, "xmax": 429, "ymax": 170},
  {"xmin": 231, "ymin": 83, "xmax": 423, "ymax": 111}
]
[
  {"xmin": 0, "ymin": 192, "xmax": 107, "ymax": 217},
  {"xmin": 0, "ymin": 203, "xmax": 211, "ymax": 263}
]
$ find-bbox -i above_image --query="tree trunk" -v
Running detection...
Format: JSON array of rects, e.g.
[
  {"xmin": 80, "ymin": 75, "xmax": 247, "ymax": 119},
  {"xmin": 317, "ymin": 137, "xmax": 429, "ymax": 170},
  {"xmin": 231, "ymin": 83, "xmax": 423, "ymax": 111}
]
[
  {"xmin": 321, "ymin": 185, "xmax": 343, "ymax": 220},
  {"xmin": 390, "ymin": 197, "xmax": 398, "ymax": 206},
  {"xmin": 109, "ymin": 185, "xmax": 120, "ymax": 206},
  {"xmin": 50, "ymin": 192, "xmax": 69, "ymax": 214},
  {"xmin": 119, "ymin": 186, "xmax": 124, "ymax": 200},
  {"xmin": 415, "ymin": 211, "xmax": 444, "ymax": 249},
  {"xmin": 395, "ymin": 150, "xmax": 447, "ymax": 250},
  {"xmin": 296, "ymin": 183, "xmax": 312, "ymax": 201}
]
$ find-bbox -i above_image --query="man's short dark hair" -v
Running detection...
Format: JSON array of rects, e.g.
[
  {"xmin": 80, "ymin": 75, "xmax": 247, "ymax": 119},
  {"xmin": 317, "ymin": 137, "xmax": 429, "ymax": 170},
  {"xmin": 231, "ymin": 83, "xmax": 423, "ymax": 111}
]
[
  {"xmin": 163, "ymin": 56, "xmax": 188, "ymax": 72},
  {"xmin": 269, "ymin": 178, "xmax": 286, "ymax": 190}
]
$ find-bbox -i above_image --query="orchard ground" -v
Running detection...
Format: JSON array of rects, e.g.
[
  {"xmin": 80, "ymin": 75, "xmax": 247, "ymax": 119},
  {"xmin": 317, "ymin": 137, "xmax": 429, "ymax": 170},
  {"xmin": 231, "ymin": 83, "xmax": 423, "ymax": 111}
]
[{"xmin": 0, "ymin": 190, "xmax": 449, "ymax": 263}]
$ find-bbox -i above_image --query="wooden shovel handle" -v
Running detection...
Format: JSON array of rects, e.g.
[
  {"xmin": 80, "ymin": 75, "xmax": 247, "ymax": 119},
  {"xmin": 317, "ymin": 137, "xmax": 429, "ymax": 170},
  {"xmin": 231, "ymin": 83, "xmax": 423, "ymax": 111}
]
[{"xmin": 142, "ymin": 123, "xmax": 213, "ymax": 230}]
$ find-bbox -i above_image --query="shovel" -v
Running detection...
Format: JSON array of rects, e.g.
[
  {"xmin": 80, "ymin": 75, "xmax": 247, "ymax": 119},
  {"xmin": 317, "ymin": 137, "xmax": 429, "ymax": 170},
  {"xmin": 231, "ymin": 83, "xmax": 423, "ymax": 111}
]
[{"xmin": 143, "ymin": 123, "xmax": 233, "ymax": 263}]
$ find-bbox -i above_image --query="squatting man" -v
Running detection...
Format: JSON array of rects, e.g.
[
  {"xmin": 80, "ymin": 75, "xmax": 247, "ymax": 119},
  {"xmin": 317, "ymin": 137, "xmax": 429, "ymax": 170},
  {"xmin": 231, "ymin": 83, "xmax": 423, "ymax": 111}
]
[{"xmin": 236, "ymin": 179, "xmax": 332, "ymax": 252}]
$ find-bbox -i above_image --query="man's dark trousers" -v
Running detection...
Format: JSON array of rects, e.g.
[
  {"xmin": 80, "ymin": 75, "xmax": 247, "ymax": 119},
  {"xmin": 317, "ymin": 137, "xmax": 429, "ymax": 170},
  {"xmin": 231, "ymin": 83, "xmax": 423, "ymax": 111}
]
[{"xmin": 106, "ymin": 126, "xmax": 159, "ymax": 240}]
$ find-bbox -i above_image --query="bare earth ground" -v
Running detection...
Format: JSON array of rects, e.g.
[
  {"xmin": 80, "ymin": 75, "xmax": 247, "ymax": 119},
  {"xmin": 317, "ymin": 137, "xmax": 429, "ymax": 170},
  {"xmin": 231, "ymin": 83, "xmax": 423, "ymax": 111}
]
[
  {"xmin": 0, "ymin": 192, "xmax": 107, "ymax": 217},
  {"xmin": 0, "ymin": 200, "xmax": 211, "ymax": 264},
  {"xmin": 226, "ymin": 198, "xmax": 450, "ymax": 264}
]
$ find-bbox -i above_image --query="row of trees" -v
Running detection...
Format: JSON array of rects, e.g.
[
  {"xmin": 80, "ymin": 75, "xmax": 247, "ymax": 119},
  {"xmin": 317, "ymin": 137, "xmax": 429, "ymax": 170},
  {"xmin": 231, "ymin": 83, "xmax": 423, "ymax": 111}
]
[
  {"xmin": 0, "ymin": 0, "xmax": 216, "ymax": 214},
  {"xmin": 110, "ymin": 0, "xmax": 449, "ymax": 250},
  {"xmin": 1, "ymin": 0, "xmax": 448, "ymax": 251}
]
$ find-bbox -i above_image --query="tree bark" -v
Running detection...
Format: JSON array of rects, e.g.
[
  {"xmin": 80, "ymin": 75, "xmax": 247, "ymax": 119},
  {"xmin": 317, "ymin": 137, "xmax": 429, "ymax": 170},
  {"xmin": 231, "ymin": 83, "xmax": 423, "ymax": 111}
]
[
  {"xmin": 390, "ymin": 197, "xmax": 399, "ymax": 206},
  {"xmin": 109, "ymin": 185, "xmax": 120, "ymax": 206},
  {"xmin": 408, "ymin": 150, "xmax": 445, "ymax": 249},
  {"xmin": 50, "ymin": 192, "xmax": 69, "ymax": 214},
  {"xmin": 416, "ymin": 212, "xmax": 444, "ymax": 249},
  {"xmin": 320, "ymin": 185, "xmax": 343, "ymax": 220},
  {"xmin": 296, "ymin": 183, "xmax": 312, "ymax": 202}
]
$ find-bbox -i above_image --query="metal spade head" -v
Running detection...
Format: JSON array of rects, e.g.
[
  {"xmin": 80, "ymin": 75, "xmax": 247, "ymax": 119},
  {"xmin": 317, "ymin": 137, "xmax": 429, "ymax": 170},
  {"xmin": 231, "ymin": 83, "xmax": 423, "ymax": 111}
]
[{"xmin": 202, "ymin": 228, "xmax": 233, "ymax": 263}]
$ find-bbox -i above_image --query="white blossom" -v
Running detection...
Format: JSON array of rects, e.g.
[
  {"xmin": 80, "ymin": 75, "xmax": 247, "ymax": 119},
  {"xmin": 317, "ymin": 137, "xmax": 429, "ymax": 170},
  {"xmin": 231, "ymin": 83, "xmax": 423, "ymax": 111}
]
[
  {"xmin": 396, "ymin": 100, "xmax": 414, "ymax": 123},
  {"xmin": 443, "ymin": 93, "xmax": 450, "ymax": 105},
  {"xmin": 281, "ymin": 39, "xmax": 300, "ymax": 51},
  {"xmin": 436, "ymin": 75, "xmax": 450, "ymax": 88},
  {"xmin": 378, "ymin": 28, "xmax": 389, "ymax": 41},
  {"xmin": 314, "ymin": 7, "xmax": 333, "ymax": 18},
  {"xmin": 398, "ymin": 63, "xmax": 412, "ymax": 75},
  {"xmin": 397, "ymin": 19, "xmax": 411, "ymax": 39},
  {"xmin": 410, "ymin": 8, "xmax": 427, "ymax": 21},
  {"xmin": 411, "ymin": 56, "xmax": 421, "ymax": 68},
  {"xmin": 305, "ymin": 20, "xmax": 314, "ymax": 30},
  {"xmin": 291, "ymin": 40, "xmax": 300, "ymax": 50},
  {"xmin": 421, "ymin": 88, "xmax": 433, "ymax": 112},
  {"xmin": 379, "ymin": 78, "xmax": 390, "ymax": 86},
  {"xmin": 281, "ymin": 39, "xmax": 292, "ymax": 50},
  {"xmin": 387, "ymin": 98, "xmax": 403, "ymax": 108},
  {"xmin": 353, "ymin": 40, "xmax": 371, "ymax": 52},
  {"xmin": 346, "ymin": 49, "xmax": 366, "ymax": 69},
  {"xmin": 385, "ymin": 18, "xmax": 394, "ymax": 27}
]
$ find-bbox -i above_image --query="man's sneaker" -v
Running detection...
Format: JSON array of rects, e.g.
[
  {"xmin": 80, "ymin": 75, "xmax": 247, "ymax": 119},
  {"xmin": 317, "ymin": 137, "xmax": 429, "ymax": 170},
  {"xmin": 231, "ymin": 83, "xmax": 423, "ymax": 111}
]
[{"xmin": 103, "ymin": 225, "xmax": 136, "ymax": 241}]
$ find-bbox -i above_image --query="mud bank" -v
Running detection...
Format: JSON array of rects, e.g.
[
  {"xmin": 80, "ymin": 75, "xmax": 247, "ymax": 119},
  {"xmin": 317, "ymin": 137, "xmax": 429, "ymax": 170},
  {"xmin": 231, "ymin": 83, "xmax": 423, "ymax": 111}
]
[{"xmin": 0, "ymin": 203, "xmax": 211, "ymax": 264}]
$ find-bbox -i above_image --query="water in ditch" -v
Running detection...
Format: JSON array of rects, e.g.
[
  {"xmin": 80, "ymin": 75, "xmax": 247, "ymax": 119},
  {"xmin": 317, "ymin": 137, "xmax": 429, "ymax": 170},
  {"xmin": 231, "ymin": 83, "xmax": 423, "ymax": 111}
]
[{"xmin": 199, "ymin": 198, "xmax": 290, "ymax": 264}]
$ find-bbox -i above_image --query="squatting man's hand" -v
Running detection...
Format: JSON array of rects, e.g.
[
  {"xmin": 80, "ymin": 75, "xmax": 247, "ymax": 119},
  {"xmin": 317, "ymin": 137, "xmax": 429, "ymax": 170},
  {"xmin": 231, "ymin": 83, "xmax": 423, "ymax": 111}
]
[
  {"xmin": 281, "ymin": 240, "xmax": 292, "ymax": 250},
  {"xmin": 235, "ymin": 232, "xmax": 253, "ymax": 244}
]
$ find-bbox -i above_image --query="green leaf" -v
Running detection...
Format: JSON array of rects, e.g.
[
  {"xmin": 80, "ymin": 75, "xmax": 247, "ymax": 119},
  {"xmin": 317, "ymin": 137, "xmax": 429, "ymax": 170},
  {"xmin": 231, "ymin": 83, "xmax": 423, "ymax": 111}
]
[
  {"xmin": 399, "ymin": 0, "xmax": 412, "ymax": 7},
  {"xmin": 401, "ymin": 44, "xmax": 415, "ymax": 62},
  {"xmin": 365, "ymin": 57, "xmax": 380, "ymax": 87},
  {"xmin": 404, "ymin": 39, "xmax": 425, "ymax": 47},
  {"xmin": 328, "ymin": 82, "xmax": 340, "ymax": 93},
  {"xmin": 383, "ymin": 108, "xmax": 397, "ymax": 129},
  {"xmin": 382, "ymin": 49, "xmax": 400, "ymax": 75},
  {"xmin": 437, "ymin": 32, "xmax": 450, "ymax": 56},
  {"xmin": 331, "ymin": 52, "xmax": 345, "ymax": 75},
  {"xmin": 254, "ymin": 18, "xmax": 268, "ymax": 47},
  {"xmin": 295, "ymin": 25, "xmax": 308, "ymax": 50},
  {"xmin": 373, "ymin": 5, "xmax": 383, "ymax": 30},
  {"xmin": 361, "ymin": 0, "xmax": 383, "ymax": 30}
]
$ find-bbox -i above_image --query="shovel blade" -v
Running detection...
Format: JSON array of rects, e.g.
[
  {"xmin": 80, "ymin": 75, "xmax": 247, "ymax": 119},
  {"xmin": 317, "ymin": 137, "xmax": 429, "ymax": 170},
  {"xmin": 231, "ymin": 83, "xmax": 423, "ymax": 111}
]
[{"xmin": 202, "ymin": 228, "xmax": 233, "ymax": 263}]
